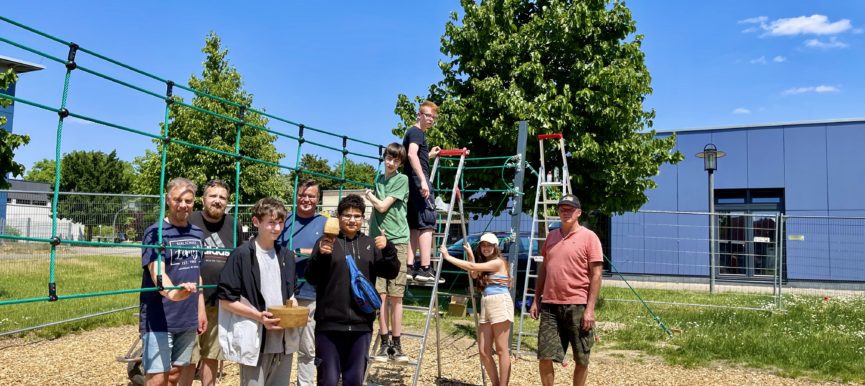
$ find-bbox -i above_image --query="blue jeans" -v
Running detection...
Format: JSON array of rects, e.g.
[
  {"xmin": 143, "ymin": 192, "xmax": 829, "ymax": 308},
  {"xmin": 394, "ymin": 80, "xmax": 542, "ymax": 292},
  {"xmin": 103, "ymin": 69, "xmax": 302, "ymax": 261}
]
[{"xmin": 142, "ymin": 330, "xmax": 197, "ymax": 374}]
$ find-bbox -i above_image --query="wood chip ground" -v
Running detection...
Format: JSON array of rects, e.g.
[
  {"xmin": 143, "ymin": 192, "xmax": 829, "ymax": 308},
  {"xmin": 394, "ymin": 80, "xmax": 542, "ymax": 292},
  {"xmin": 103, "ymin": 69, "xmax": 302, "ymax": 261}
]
[{"xmin": 0, "ymin": 325, "xmax": 858, "ymax": 385}]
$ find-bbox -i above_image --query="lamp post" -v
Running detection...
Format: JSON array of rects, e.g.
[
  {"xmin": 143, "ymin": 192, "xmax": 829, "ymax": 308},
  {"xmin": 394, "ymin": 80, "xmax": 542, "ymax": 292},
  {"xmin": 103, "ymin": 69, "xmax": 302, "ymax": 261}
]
[
  {"xmin": 111, "ymin": 200, "xmax": 139, "ymax": 242},
  {"xmin": 696, "ymin": 144, "xmax": 726, "ymax": 293}
]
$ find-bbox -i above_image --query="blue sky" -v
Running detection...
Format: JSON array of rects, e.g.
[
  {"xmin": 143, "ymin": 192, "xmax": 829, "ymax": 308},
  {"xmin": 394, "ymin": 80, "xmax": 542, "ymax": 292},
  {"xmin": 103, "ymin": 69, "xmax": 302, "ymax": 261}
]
[{"xmin": 2, "ymin": 1, "xmax": 863, "ymax": 172}]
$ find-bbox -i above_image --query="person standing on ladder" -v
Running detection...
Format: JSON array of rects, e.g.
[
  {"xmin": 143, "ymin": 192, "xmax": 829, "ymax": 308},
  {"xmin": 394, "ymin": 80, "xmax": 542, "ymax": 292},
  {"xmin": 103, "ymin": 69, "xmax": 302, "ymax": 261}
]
[
  {"xmin": 402, "ymin": 100, "xmax": 441, "ymax": 283},
  {"xmin": 365, "ymin": 143, "xmax": 412, "ymax": 363},
  {"xmin": 180, "ymin": 180, "xmax": 242, "ymax": 386},
  {"xmin": 276, "ymin": 180, "xmax": 327, "ymax": 386},
  {"xmin": 530, "ymin": 195, "xmax": 603, "ymax": 386}
]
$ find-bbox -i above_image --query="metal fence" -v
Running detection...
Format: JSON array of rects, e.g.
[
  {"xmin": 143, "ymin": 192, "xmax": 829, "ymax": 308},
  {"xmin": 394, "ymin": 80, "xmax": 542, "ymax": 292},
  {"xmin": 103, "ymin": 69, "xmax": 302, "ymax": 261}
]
[{"xmin": 609, "ymin": 210, "xmax": 865, "ymax": 310}]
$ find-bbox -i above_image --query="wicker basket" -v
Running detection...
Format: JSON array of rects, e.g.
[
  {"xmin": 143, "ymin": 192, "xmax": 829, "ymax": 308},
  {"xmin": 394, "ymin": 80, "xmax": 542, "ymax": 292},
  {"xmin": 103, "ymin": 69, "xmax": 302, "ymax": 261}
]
[{"xmin": 267, "ymin": 304, "xmax": 309, "ymax": 328}]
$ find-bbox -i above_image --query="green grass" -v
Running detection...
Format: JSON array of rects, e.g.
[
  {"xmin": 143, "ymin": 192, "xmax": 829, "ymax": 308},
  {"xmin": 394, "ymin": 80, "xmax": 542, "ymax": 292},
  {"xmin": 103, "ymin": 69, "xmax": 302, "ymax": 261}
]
[
  {"xmin": 0, "ymin": 254, "xmax": 140, "ymax": 338},
  {"xmin": 597, "ymin": 287, "xmax": 865, "ymax": 383}
]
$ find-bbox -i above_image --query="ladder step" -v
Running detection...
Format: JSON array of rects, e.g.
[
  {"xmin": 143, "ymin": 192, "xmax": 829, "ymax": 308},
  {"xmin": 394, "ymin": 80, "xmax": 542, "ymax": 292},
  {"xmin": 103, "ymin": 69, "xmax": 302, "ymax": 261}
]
[
  {"xmin": 398, "ymin": 331, "xmax": 425, "ymax": 339},
  {"xmin": 538, "ymin": 181, "xmax": 565, "ymax": 187}
]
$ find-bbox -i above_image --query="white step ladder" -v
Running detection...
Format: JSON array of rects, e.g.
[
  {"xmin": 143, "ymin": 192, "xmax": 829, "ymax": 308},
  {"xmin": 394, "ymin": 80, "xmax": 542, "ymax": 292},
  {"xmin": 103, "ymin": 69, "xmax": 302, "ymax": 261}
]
[
  {"xmin": 365, "ymin": 148, "xmax": 486, "ymax": 386},
  {"xmin": 515, "ymin": 133, "xmax": 572, "ymax": 355}
]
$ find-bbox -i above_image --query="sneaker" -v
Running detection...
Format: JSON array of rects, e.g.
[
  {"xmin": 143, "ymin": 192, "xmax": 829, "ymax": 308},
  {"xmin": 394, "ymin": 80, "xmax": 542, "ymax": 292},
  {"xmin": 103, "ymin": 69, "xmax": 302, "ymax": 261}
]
[
  {"xmin": 373, "ymin": 336, "xmax": 391, "ymax": 362},
  {"xmin": 434, "ymin": 196, "xmax": 449, "ymax": 212},
  {"xmin": 414, "ymin": 267, "xmax": 435, "ymax": 283},
  {"xmin": 405, "ymin": 265, "xmax": 415, "ymax": 281},
  {"xmin": 391, "ymin": 338, "xmax": 409, "ymax": 363}
]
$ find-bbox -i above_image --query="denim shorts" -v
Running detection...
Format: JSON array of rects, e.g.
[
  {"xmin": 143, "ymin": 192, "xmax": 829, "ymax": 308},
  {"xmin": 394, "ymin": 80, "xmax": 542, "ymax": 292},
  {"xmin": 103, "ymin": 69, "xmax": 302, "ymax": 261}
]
[{"xmin": 142, "ymin": 330, "xmax": 197, "ymax": 374}]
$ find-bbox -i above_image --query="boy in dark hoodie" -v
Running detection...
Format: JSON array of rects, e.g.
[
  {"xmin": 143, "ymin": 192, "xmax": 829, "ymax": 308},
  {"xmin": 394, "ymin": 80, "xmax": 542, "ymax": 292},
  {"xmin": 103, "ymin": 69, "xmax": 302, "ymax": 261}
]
[{"xmin": 306, "ymin": 194, "xmax": 399, "ymax": 386}]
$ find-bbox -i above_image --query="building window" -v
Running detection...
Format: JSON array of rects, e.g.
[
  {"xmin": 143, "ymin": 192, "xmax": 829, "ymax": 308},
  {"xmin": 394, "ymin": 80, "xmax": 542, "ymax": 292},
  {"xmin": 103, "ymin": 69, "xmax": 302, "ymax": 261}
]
[
  {"xmin": 32, "ymin": 200, "xmax": 48, "ymax": 206},
  {"xmin": 17, "ymin": 199, "xmax": 31, "ymax": 205}
]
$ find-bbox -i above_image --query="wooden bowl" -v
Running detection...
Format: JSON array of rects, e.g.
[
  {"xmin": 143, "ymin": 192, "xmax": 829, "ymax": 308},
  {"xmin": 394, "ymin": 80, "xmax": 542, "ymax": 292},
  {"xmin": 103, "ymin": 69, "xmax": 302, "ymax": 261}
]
[{"xmin": 267, "ymin": 304, "xmax": 309, "ymax": 328}]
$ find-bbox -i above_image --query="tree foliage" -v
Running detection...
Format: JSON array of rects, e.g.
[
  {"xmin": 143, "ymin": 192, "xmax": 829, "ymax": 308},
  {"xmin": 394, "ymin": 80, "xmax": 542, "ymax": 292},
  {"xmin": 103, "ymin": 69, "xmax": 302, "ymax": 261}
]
[
  {"xmin": 24, "ymin": 159, "xmax": 56, "ymax": 183},
  {"xmin": 393, "ymin": 0, "xmax": 683, "ymax": 215},
  {"xmin": 51, "ymin": 150, "xmax": 135, "ymax": 240},
  {"xmin": 133, "ymin": 33, "xmax": 289, "ymax": 202},
  {"xmin": 287, "ymin": 154, "xmax": 377, "ymax": 192},
  {"xmin": 0, "ymin": 69, "xmax": 30, "ymax": 189}
]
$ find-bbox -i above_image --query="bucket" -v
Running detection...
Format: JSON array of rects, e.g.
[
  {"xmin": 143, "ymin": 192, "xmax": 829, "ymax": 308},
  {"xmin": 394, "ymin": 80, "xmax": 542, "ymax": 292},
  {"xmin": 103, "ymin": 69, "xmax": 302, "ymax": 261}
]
[{"xmin": 267, "ymin": 304, "xmax": 309, "ymax": 328}]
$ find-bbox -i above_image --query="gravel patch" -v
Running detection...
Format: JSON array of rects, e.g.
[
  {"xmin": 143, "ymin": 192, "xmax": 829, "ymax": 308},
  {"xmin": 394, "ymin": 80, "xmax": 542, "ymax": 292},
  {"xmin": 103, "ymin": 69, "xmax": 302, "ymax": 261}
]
[{"xmin": 0, "ymin": 325, "xmax": 858, "ymax": 385}]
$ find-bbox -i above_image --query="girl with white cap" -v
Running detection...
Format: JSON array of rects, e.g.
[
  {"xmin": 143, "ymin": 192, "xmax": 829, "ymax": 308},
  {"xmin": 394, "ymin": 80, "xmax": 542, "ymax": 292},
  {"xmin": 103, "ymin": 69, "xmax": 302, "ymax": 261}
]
[{"xmin": 439, "ymin": 232, "xmax": 512, "ymax": 386}]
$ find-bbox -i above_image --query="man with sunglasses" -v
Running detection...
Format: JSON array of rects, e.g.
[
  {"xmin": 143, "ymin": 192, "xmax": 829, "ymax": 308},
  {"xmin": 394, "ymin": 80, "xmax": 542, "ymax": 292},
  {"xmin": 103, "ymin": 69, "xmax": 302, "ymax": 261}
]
[
  {"xmin": 276, "ymin": 179, "xmax": 327, "ymax": 386},
  {"xmin": 402, "ymin": 100, "xmax": 442, "ymax": 283}
]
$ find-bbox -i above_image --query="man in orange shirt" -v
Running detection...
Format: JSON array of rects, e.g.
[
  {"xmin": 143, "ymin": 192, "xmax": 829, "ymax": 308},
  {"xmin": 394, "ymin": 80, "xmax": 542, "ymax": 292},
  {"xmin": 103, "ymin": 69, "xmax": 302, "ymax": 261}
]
[{"xmin": 529, "ymin": 194, "xmax": 603, "ymax": 386}]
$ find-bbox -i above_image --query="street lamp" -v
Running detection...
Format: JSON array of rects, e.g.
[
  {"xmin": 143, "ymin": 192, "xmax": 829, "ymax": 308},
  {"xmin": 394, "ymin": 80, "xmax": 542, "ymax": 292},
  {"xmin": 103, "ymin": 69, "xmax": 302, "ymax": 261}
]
[
  {"xmin": 696, "ymin": 144, "xmax": 726, "ymax": 293},
  {"xmin": 111, "ymin": 199, "xmax": 140, "ymax": 243}
]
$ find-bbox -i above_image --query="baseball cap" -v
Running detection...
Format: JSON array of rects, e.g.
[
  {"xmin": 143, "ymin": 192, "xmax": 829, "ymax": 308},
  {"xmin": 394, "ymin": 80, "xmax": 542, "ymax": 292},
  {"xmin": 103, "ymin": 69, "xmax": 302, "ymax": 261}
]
[
  {"xmin": 557, "ymin": 194, "xmax": 581, "ymax": 209},
  {"xmin": 479, "ymin": 233, "xmax": 499, "ymax": 245}
]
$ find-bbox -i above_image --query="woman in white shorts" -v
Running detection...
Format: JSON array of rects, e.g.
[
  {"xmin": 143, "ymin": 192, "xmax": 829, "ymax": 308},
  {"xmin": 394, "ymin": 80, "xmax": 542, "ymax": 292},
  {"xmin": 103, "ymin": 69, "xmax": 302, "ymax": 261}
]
[{"xmin": 440, "ymin": 233, "xmax": 512, "ymax": 386}]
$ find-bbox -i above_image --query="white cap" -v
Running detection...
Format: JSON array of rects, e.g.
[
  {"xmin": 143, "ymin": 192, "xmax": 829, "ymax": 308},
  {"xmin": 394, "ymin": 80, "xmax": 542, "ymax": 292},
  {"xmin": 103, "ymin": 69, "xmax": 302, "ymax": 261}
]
[{"xmin": 479, "ymin": 233, "xmax": 499, "ymax": 246}]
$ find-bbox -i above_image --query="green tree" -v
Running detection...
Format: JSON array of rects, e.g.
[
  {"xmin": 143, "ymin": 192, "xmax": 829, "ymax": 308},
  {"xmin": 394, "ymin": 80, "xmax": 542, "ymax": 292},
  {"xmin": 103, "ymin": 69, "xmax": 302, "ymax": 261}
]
[
  {"xmin": 54, "ymin": 150, "xmax": 135, "ymax": 240},
  {"xmin": 133, "ymin": 33, "xmax": 288, "ymax": 202},
  {"xmin": 334, "ymin": 158, "xmax": 376, "ymax": 190},
  {"xmin": 287, "ymin": 154, "xmax": 376, "ymax": 192},
  {"xmin": 24, "ymin": 159, "xmax": 57, "ymax": 183},
  {"xmin": 0, "ymin": 69, "xmax": 30, "ymax": 189},
  {"xmin": 287, "ymin": 154, "xmax": 335, "ymax": 191},
  {"xmin": 393, "ymin": 0, "xmax": 682, "ymax": 215}
]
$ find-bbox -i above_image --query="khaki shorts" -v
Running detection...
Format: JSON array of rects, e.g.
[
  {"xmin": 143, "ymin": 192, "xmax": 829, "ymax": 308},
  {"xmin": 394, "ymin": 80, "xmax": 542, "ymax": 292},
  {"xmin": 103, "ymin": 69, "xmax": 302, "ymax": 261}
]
[
  {"xmin": 375, "ymin": 243, "xmax": 408, "ymax": 297},
  {"xmin": 537, "ymin": 303, "xmax": 594, "ymax": 366},
  {"xmin": 479, "ymin": 293, "xmax": 514, "ymax": 324},
  {"xmin": 192, "ymin": 306, "xmax": 225, "ymax": 362}
]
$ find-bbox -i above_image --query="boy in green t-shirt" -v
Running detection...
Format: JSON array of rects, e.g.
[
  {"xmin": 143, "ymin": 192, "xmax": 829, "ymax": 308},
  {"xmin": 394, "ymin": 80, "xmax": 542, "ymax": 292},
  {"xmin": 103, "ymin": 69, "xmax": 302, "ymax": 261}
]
[{"xmin": 365, "ymin": 142, "xmax": 411, "ymax": 363}]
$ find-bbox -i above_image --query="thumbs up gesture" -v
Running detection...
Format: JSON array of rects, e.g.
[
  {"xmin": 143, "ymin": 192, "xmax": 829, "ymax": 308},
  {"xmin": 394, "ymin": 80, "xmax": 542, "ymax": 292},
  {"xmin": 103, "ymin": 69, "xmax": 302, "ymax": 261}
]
[{"xmin": 374, "ymin": 230, "xmax": 388, "ymax": 250}]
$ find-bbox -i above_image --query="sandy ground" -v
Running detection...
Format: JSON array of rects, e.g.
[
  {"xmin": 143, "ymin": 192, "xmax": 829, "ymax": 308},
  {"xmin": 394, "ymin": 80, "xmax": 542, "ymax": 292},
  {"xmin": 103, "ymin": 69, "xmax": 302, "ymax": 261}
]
[{"xmin": 0, "ymin": 324, "xmax": 859, "ymax": 386}]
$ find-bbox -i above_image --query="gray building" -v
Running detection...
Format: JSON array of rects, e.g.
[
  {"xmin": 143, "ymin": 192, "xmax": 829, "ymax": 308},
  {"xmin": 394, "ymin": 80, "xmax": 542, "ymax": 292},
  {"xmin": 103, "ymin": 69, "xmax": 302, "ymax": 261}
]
[{"xmin": 611, "ymin": 118, "xmax": 865, "ymax": 283}]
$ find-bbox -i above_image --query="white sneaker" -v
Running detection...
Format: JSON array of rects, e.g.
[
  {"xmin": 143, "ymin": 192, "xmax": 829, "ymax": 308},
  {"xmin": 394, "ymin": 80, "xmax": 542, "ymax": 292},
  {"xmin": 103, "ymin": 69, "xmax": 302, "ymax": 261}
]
[{"xmin": 434, "ymin": 196, "xmax": 449, "ymax": 211}]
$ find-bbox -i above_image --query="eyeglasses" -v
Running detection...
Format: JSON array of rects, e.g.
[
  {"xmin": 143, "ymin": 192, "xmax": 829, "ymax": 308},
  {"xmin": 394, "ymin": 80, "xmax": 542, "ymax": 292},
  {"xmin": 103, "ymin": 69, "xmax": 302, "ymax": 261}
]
[
  {"xmin": 419, "ymin": 112, "xmax": 437, "ymax": 120},
  {"xmin": 340, "ymin": 214, "xmax": 364, "ymax": 221}
]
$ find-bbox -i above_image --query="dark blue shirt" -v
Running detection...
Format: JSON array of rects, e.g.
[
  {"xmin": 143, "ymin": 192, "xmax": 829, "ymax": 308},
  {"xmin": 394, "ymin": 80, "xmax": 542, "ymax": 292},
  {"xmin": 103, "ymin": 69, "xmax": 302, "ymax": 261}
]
[
  {"xmin": 139, "ymin": 220, "xmax": 204, "ymax": 333},
  {"xmin": 276, "ymin": 212, "xmax": 327, "ymax": 300},
  {"xmin": 402, "ymin": 126, "xmax": 429, "ymax": 179}
]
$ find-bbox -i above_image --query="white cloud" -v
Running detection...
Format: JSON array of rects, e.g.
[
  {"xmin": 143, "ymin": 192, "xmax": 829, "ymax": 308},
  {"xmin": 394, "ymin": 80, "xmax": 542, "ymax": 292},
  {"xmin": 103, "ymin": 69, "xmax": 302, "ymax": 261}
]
[
  {"xmin": 804, "ymin": 36, "xmax": 848, "ymax": 49},
  {"xmin": 782, "ymin": 85, "xmax": 840, "ymax": 95},
  {"xmin": 739, "ymin": 16, "xmax": 768, "ymax": 24},
  {"xmin": 749, "ymin": 56, "xmax": 767, "ymax": 64},
  {"xmin": 749, "ymin": 55, "xmax": 786, "ymax": 64},
  {"xmin": 740, "ymin": 14, "xmax": 851, "ymax": 36},
  {"xmin": 732, "ymin": 108, "xmax": 751, "ymax": 115},
  {"xmin": 853, "ymin": 27, "xmax": 864, "ymax": 34}
]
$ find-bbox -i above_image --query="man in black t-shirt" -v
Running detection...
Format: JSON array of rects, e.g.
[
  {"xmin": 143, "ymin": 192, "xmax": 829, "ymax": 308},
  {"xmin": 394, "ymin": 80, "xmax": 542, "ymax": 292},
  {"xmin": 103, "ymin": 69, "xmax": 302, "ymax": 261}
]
[
  {"xmin": 402, "ymin": 100, "xmax": 441, "ymax": 283},
  {"xmin": 180, "ymin": 180, "xmax": 242, "ymax": 386}
]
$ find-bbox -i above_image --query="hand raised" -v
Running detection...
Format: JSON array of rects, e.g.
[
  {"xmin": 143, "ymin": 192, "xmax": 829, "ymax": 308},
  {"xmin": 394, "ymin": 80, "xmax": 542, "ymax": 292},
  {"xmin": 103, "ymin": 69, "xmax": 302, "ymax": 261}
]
[
  {"xmin": 319, "ymin": 236, "xmax": 334, "ymax": 255},
  {"xmin": 374, "ymin": 230, "xmax": 388, "ymax": 250}
]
